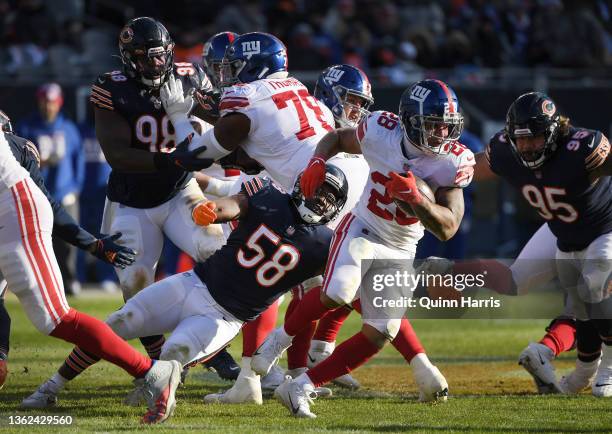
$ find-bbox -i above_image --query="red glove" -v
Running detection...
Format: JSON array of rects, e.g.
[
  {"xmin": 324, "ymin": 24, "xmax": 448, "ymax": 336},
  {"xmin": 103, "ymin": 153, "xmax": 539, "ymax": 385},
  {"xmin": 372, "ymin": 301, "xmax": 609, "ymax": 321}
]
[
  {"xmin": 300, "ymin": 155, "xmax": 327, "ymax": 198},
  {"xmin": 385, "ymin": 171, "xmax": 423, "ymax": 205},
  {"xmin": 192, "ymin": 201, "xmax": 217, "ymax": 226}
]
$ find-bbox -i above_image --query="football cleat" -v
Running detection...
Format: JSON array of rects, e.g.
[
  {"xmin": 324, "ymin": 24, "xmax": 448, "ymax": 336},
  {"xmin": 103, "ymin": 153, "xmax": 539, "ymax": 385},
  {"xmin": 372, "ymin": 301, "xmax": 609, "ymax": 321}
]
[
  {"xmin": 592, "ymin": 346, "xmax": 612, "ymax": 397},
  {"xmin": 0, "ymin": 358, "xmax": 7, "ymax": 389},
  {"xmin": 274, "ymin": 376, "xmax": 318, "ymax": 418},
  {"xmin": 204, "ymin": 357, "xmax": 262, "ymax": 405},
  {"xmin": 261, "ymin": 364, "xmax": 286, "ymax": 391},
  {"xmin": 518, "ymin": 342, "xmax": 561, "ymax": 394},
  {"xmin": 141, "ymin": 360, "xmax": 182, "ymax": 424},
  {"xmin": 251, "ymin": 327, "xmax": 293, "ymax": 376},
  {"xmin": 414, "ymin": 365, "xmax": 449, "ymax": 402},
  {"xmin": 307, "ymin": 341, "xmax": 360, "ymax": 390},
  {"xmin": 21, "ymin": 381, "xmax": 59, "ymax": 408},
  {"xmin": 560, "ymin": 358, "xmax": 600, "ymax": 394},
  {"xmin": 204, "ymin": 348, "xmax": 240, "ymax": 381}
]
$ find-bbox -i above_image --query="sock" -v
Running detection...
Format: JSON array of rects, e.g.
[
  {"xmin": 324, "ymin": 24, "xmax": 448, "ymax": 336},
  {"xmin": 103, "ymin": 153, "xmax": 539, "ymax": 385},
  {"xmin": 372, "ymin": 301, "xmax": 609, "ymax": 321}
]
[
  {"xmin": 242, "ymin": 300, "xmax": 279, "ymax": 357},
  {"xmin": 46, "ymin": 372, "xmax": 68, "ymax": 393},
  {"xmin": 306, "ymin": 331, "xmax": 380, "ymax": 387},
  {"xmin": 410, "ymin": 353, "xmax": 434, "ymax": 372},
  {"xmin": 576, "ymin": 320, "xmax": 601, "ymax": 362},
  {"xmin": 139, "ymin": 335, "xmax": 166, "ymax": 360},
  {"xmin": 540, "ymin": 319, "xmax": 577, "ymax": 356},
  {"xmin": 285, "ymin": 290, "xmax": 317, "ymax": 370},
  {"xmin": 312, "ymin": 306, "xmax": 352, "ymax": 343},
  {"xmin": 50, "ymin": 308, "xmax": 152, "ymax": 378},
  {"xmin": 59, "ymin": 347, "xmax": 101, "ymax": 380},
  {"xmin": 392, "ymin": 318, "xmax": 425, "ymax": 363},
  {"xmin": 0, "ymin": 299, "xmax": 10, "ymax": 357},
  {"xmin": 284, "ymin": 286, "xmax": 330, "ymax": 337}
]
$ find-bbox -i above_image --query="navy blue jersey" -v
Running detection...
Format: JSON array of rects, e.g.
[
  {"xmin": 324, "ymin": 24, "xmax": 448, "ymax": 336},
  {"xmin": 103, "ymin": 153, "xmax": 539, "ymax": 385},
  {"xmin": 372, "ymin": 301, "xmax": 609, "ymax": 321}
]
[
  {"xmin": 486, "ymin": 127, "xmax": 612, "ymax": 251},
  {"xmin": 194, "ymin": 178, "xmax": 332, "ymax": 321},
  {"xmin": 90, "ymin": 63, "xmax": 211, "ymax": 208},
  {"xmin": 6, "ymin": 133, "xmax": 96, "ymax": 250}
]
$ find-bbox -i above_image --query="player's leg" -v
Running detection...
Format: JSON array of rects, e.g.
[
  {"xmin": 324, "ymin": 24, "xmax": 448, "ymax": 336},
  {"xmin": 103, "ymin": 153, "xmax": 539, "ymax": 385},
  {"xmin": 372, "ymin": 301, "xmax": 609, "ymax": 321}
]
[
  {"xmin": 3, "ymin": 180, "xmax": 179, "ymax": 422},
  {"xmin": 204, "ymin": 300, "xmax": 281, "ymax": 404},
  {"xmin": 560, "ymin": 319, "xmax": 601, "ymax": 394},
  {"xmin": 252, "ymin": 213, "xmax": 363, "ymax": 376},
  {"xmin": 579, "ymin": 232, "xmax": 612, "ymax": 397},
  {"xmin": 0, "ymin": 280, "xmax": 9, "ymax": 388}
]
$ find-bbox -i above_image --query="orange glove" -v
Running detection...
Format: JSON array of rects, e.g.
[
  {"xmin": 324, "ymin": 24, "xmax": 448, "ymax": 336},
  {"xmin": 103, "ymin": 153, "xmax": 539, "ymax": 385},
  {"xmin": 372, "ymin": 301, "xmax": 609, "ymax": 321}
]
[
  {"xmin": 385, "ymin": 171, "xmax": 423, "ymax": 205},
  {"xmin": 300, "ymin": 155, "xmax": 327, "ymax": 198},
  {"xmin": 192, "ymin": 201, "xmax": 217, "ymax": 226}
]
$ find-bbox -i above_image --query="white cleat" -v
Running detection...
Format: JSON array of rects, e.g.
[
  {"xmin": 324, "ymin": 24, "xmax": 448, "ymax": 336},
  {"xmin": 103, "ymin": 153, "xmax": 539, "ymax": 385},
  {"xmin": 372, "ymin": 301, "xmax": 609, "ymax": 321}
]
[
  {"xmin": 251, "ymin": 327, "xmax": 293, "ymax": 376},
  {"xmin": 415, "ymin": 365, "xmax": 449, "ymax": 402},
  {"xmin": 204, "ymin": 375, "xmax": 263, "ymax": 405},
  {"xmin": 559, "ymin": 358, "xmax": 600, "ymax": 394},
  {"xmin": 592, "ymin": 346, "xmax": 612, "ymax": 397},
  {"xmin": 518, "ymin": 342, "xmax": 561, "ymax": 394},
  {"xmin": 21, "ymin": 381, "xmax": 59, "ymax": 408},
  {"xmin": 261, "ymin": 364, "xmax": 286, "ymax": 391},
  {"xmin": 274, "ymin": 376, "xmax": 317, "ymax": 418},
  {"xmin": 140, "ymin": 360, "xmax": 182, "ymax": 424},
  {"xmin": 308, "ymin": 341, "xmax": 360, "ymax": 390}
]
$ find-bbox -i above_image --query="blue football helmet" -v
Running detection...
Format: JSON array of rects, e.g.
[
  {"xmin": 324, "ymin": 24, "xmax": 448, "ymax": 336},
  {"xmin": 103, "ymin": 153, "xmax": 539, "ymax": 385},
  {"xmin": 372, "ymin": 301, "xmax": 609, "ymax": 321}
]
[
  {"xmin": 399, "ymin": 79, "xmax": 464, "ymax": 154},
  {"xmin": 220, "ymin": 32, "xmax": 288, "ymax": 86},
  {"xmin": 202, "ymin": 31, "xmax": 239, "ymax": 90},
  {"xmin": 314, "ymin": 64, "xmax": 374, "ymax": 128}
]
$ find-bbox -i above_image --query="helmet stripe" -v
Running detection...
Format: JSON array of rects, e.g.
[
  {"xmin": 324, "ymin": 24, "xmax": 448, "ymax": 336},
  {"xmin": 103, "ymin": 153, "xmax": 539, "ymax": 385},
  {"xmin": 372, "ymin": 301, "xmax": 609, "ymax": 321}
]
[
  {"xmin": 433, "ymin": 79, "xmax": 454, "ymax": 113},
  {"xmin": 227, "ymin": 32, "xmax": 235, "ymax": 43}
]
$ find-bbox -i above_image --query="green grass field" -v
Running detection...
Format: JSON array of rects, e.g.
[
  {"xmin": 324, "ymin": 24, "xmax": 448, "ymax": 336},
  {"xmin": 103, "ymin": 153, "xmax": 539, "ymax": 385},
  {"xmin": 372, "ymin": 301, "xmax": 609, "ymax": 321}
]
[{"xmin": 0, "ymin": 293, "xmax": 610, "ymax": 433}]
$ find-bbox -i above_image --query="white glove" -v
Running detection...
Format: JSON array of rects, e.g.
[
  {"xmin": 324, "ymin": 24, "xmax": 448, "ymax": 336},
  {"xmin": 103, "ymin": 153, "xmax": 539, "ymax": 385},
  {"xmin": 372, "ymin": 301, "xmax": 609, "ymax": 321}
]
[{"xmin": 160, "ymin": 75, "xmax": 195, "ymax": 142}]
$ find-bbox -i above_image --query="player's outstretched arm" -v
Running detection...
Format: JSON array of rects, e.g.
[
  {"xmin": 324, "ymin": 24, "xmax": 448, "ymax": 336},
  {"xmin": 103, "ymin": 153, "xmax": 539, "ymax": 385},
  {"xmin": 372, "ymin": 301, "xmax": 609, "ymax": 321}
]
[
  {"xmin": 301, "ymin": 128, "xmax": 361, "ymax": 197},
  {"xmin": 412, "ymin": 186, "xmax": 465, "ymax": 241},
  {"xmin": 183, "ymin": 113, "xmax": 251, "ymax": 162},
  {"xmin": 192, "ymin": 192, "xmax": 249, "ymax": 226},
  {"xmin": 473, "ymin": 151, "xmax": 498, "ymax": 182}
]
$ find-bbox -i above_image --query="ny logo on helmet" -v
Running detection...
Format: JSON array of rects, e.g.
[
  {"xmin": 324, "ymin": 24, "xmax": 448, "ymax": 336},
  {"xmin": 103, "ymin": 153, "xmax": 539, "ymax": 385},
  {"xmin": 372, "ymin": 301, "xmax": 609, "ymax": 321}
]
[
  {"xmin": 410, "ymin": 85, "xmax": 431, "ymax": 103},
  {"xmin": 242, "ymin": 41, "xmax": 261, "ymax": 59},
  {"xmin": 325, "ymin": 69, "xmax": 345, "ymax": 84}
]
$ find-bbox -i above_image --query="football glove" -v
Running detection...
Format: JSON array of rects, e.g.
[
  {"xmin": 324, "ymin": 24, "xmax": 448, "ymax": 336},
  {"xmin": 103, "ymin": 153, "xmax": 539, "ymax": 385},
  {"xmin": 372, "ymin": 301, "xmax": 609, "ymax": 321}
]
[
  {"xmin": 162, "ymin": 134, "xmax": 214, "ymax": 171},
  {"xmin": 192, "ymin": 201, "xmax": 217, "ymax": 226},
  {"xmin": 160, "ymin": 74, "xmax": 194, "ymax": 121},
  {"xmin": 300, "ymin": 155, "xmax": 327, "ymax": 198},
  {"xmin": 385, "ymin": 171, "xmax": 423, "ymax": 205},
  {"xmin": 91, "ymin": 233, "xmax": 136, "ymax": 269}
]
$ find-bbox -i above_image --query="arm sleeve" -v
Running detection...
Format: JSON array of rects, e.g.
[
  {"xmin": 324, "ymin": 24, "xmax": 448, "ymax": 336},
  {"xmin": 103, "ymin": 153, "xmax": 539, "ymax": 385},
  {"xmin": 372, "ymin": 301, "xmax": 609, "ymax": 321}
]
[{"xmin": 23, "ymin": 146, "xmax": 97, "ymax": 250}]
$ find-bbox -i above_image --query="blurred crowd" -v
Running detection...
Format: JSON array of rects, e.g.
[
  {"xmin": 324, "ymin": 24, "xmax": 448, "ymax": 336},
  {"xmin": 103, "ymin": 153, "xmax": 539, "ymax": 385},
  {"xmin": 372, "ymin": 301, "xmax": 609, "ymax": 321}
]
[{"xmin": 1, "ymin": 0, "xmax": 610, "ymax": 83}]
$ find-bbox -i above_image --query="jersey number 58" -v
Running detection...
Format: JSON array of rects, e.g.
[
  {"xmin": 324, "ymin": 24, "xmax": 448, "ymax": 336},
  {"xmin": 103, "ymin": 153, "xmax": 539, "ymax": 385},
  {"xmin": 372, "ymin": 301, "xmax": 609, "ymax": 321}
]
[{"xmin": 237, "ymin": 224, "xmax": 300, "ymax": 287}]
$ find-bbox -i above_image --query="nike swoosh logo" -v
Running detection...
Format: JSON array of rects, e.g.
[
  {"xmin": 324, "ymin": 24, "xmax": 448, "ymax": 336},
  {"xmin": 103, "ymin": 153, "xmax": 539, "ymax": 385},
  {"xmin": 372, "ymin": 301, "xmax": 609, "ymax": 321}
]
[
  {"xmin": 288, "ymin": 392, "xmax": 300, "ymax": 414},
  {"xmin": 252, "ymin": 349, "xmax": 261, "ymax": 357},
  {"xmin": 308, "ymin": 354, "xmax": 316, "ymax": 364},
  {"xmin": 538, "ymin": 354, "xmax": 546, "ymax": 365},
  {"xmin": 595, "ymin": 383, "xmax": 612, "ymax": 387}
]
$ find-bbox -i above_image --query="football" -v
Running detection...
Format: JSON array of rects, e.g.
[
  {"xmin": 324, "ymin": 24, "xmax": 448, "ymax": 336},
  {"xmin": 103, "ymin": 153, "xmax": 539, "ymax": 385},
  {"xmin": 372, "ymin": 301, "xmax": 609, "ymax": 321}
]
[{"xmin": 393, "ymin": 174, "xmax": 436, "ymax": 216}]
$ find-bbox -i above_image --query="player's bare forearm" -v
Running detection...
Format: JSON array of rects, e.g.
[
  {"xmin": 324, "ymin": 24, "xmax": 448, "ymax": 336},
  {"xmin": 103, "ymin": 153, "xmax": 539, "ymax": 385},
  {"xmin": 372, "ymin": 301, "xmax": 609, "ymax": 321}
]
[
  {"xmin": 315, "ymin": 127, "xmax": 361, "ymax": 158},
  {"xmin": 473, "ymin": 152, "xmax": 498, "ymax": 182},
  {"xmin": 412, "ymin": 187, "xmax": 464, "ymax": 241},
  {"xmin": 211, "ymin": 193, "xmax": 248, "ymax": 222},
  {"xmin": 95, "ymin": 108, "xmax": 158, "ymax": 173}
]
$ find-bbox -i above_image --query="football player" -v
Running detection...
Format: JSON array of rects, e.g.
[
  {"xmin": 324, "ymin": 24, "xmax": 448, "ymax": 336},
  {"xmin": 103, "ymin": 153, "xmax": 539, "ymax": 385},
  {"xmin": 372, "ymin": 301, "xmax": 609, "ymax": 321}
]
[
  {"xmin": 0, "ymin": 111, "xmax": 135, "ymax": 389},
  {"xmin": 21, "ymin": 17, "xmax": 235, "ymax": 407},
  {"xmin": 480, "ymin": 92, "xmax": 612, "ymax": 397},
  {"xmin": 254, "ymin": 79, "xmax": 475, "ymax": 417},
  {"xmin": 0, "ymin": 127, "xmax": 181, "ymax": 423},
  {"xmin": 19, "ymin": 166, "xmax": 347, "ymax": 406}
]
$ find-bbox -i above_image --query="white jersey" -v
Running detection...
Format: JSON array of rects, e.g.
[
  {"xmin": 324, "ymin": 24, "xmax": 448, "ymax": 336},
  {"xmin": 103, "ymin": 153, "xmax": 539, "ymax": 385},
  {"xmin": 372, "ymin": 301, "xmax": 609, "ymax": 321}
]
[
  {"xmin": 0, "ymin": 132, "xmax": 29, "ymax": 192},
  {"xmin": 354, "ymin": 111, "xmax": 475, "ymax": 251},
  {"xmin": 219, "ymin": 77, "xmax": 335, "ymax": 191}
]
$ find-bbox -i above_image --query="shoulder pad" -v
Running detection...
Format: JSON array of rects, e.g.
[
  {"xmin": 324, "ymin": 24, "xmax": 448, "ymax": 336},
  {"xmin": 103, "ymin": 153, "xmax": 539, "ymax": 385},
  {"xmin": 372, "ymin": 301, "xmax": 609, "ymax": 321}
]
[
  {"xmin": 356, "ymin": 110, "xmax": 400, "ymax": 144},
  {"xmin": 240, "ymin": 177, "xmax": 269, "ymax": 197},
  {"xmin": 219, "ymin": 84, "xmax": 257, "ymax": 114},
  {"xmin": 447, "ymin": 142, "xmax": 475, "ymax": 187},
  {"xmin": 90, "ymin": 71, "xmax": 128, "ymax": 111},
  {"xmin": 575, "ymin": 130, "xmax": 611, "ymax": 172}
]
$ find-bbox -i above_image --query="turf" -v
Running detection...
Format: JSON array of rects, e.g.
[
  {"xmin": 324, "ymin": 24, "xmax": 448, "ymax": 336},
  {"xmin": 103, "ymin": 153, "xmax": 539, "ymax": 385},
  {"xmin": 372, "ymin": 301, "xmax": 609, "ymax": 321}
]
[{"xmin": 0, "ymin": 294, "xmax": 610, "ymax": 433}]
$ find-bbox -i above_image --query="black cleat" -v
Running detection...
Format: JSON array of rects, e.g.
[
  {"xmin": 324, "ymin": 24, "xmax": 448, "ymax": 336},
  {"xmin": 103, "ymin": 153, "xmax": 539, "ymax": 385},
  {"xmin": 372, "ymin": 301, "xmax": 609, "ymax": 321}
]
[{"xmin": 204, "ymin": 348, "xmax": 240, "ymax": 381}]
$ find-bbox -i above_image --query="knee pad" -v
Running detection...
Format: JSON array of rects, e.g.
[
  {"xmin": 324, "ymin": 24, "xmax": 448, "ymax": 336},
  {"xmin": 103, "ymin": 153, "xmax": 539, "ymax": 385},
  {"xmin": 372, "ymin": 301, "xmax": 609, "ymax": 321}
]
[
  {"xmin": 363, "ymin": 318, "xmax": 402, "ymax": 341},
  {"xmin": 160, "ymin": 334, "xmax": 200, "ymax": 365},
  {"xmin": 106, "ymin": 303, "xmax": 145, "ymax": 340},
  {"xmin": 117, "ymin": 265, "xmax": 154, "ymax": 300},
  {"xmin": 579, "ymin": 262, "xmax": 612, "ymax": 304}
]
